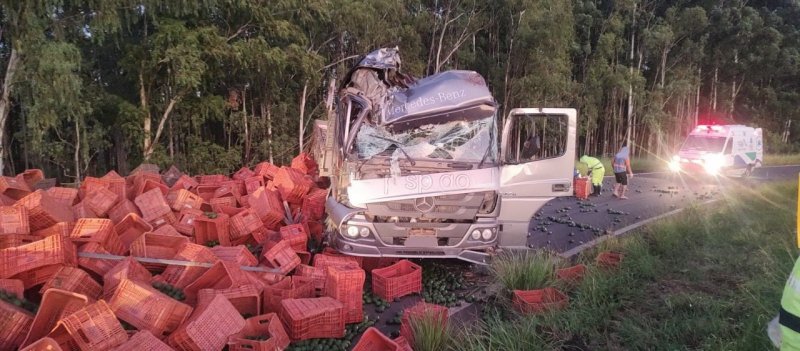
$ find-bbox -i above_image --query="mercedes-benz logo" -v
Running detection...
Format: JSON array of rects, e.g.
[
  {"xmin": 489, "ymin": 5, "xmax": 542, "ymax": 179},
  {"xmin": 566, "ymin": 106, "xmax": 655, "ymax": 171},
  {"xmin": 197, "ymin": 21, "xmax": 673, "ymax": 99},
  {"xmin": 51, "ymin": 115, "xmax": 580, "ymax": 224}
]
[{"xmin": 414, "ymin": 197, "xmax": 436, "ymax": 213}]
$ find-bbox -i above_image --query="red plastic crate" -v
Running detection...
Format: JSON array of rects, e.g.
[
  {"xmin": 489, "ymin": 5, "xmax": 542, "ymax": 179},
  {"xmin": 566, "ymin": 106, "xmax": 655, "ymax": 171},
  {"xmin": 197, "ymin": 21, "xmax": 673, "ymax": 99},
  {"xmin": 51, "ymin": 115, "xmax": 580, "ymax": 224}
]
[
  {"xmin": 0, "ymin": 278, "xmax": 23, "ymax": 298},
  {"xmin": 248, "ymin": 187, "xmax": 285, "ymax": 229},
  {"xmin": 84, "ymin": 186, "xmax": 119, "ymax": 216},
  {"xmin": 20, "ymin": 337, "xmax": 64, "ymax": 351},
  {"xmin": 161, "ymin": 165, "xmax": 184, "ymax": 187},
  {"xmin": 131, "ymin": 163, "xmax": 161, "ymax": 175},
  {"xmin": 0, "ymin": 205, "xmax": 30, "ymax": 235},
  {"xmin": 229, "ymin": 209, "xmax": 263, "ymax": 241},
  {"xmin": 107, "ymin": 199, "xmax": 142, "ymax": 224},
  {"xmin": 0, "ymin": 234, "xmax": 43, "ymax": 251},
  {"xmin": 113, "ymin": 330, "xmax": 173, "ymax": 351},
  {"xmin": 14, "ymin": 190, "xmax": 74, "ymax": 231},
  {"xmin": 232, "ymin": 167, "xmax": 255, "ymax": 182},
  {"xmin": 245, "ymin": 271, "xmax": 284, "ymax": 291},
  {"xmin": 175, "ymin": 208, "xmax": 204, "ymax": 236},
  {"xmin": 195, "ymin": 185, "xmax": 219, "ymax": 202},
  {"xmin": 0, "ymin": 299, "xmax": 34, "ymax": 350},
  {"xmin": 353, "ymin": 327, "xmax": 403, "ymax": 351},
  {"xmin": 302, "ymin": 188, "xmax": 327, "ymax": 221},
  {"xmin": 133, "ymin": 178, "xmax": 170, "ymax": 200},
  {"xmin": 262, "ymin": 240, "xmax": 301, "ymax": 275},
  {"xmin": 114, "ymin": 213, "xmax": 153, "ymax": 249},
  {"xmin": 70, "ymin": 218, "xmax": 126, "ymax": 255},
  {"xmin": 148, "ymin": 211, "xmax": 178, "ymax": 230},
  {"xmin": 103, "ymin": 256, "xmax": 153, "ymax": 295},
  {"xmin": 596, "ymin": 251, "xmax": 624, "ymax": 269},
  {"xmin": 280, "ymin": 223, "xmax": 308, "ymax": 252},
  {"xmin": 197, "ymin": 174, "xmax": 230, "ymax": 185},
  {"xmin": 170, "ymin": 174, "xmax": 198, "ymax": 192},
  {"xmin": 211, "ymin": 245, "xmax": 258, "ymax": 267},
  {"xmin": 324, "ymin": 265, "xmax": 365, "ymax": 323},
  {"xmin": 32, "ymin": 222, "xmax": 75, "ymax": 238},
  {"xmin": 40, "ymin": 266, "xmax": 102, "ymax": 300},
  {"xmin": 273, "ymin": 167, "xmax": 313, "ymax": 204},
  {"xmin": 291, "ymin": 152, "xmax": 319, "ymax": 177},
  {"xmin": 46, "ymin": 187, "xmax": 79, "ymax": 208},
  {"xmin": 213, "ymin": 181, "xmax": 241, "ymax": 199},
  {"xmin": 0, "ymin": 176, "xmax": 32, "ymax": 200},
  {"xmin": 244, "ymin": 176, "xmax": 265, "ymax": 195},
  {"xmin": 77, "ymin": 242, "xmax": 117, "ymax": 278},
  {"xmin": 262, "ymin": 276, "xmax": 315, "ymax": 314},
  {"xmin": 209, "ymin": 196, "xmax": 238, "ymax": 208},
  {"xmin": 394, "ymin": 336, "xmax": 413, "ymax": 351},
  {"xmin": 167, "ymin": 294, "xmax": 246, "ymax": 351},
  {"xmin": 0, "ymin": 234, "xmax": 77, "ymax": 279},
  {"xmin": 372, "ymin": 259, "xmax": 422, "ymax": 301},
  {"xmin": 197, "ymin": 284, "xmax": 261, "ymax": 317},
  {"xmin": 253, "ymin": 162, "xmax": 280, "ymax": 180},
  {"xmin": 193, "ymin": 213, "xmax": 231, "ymax": 246},
  {"xmin": 130, "ymin": 233, "xmax": 190, "ymax": 272},
  {"xmin": 21, "ymin": 288, "xmax": 89, "ymax": 349},
  {"xmin": 72, "ymin": 200, "xmax": 99, "ymax": 219},
  {"xmin": 574, "ymin": 177, "xmax": 591, "ymax": 200},
  {"xmin": 228, "ymin": 313, "xmax": 290, "ymax": 351},
  {"xmin": 399, "ymin": 302, "xmax": 449, "ymax": 346},
  {"xmin": 12, "ymin": 264, "xmax": 64, "ymax": 289},
  {"xmin": 211, "ymin": 204, "xmax": 243, "ymax": 217},
  {"xmin": 314, "ymin": 252, "xmax": 362, "ymax": 270},
  {"xmin": 79, "ymin": 176, "xmax": 110, "ymax": 199},
  {"xmin": 279, "ymin": 297, "xmax": 344, "ymax": 340},
  {"xmin": 153, "ymin": 224, "xmax": 181, "ymax": 237},
  {"xmin": 556, "ymin": 264, "xmax": 587, "ymax": 285},
  {"xmin": 18, "ymin": 169, "xmax": 44, "ymax": 188},
  {"xmin": 512, "ymin": 287, "xmax": 569, "ymax": 314},
  {"xmin": 107, "ymin": 278, "xmax": 194, "ymax": 338},
  {"xmin": 294, "ymin": 264, "xmax": 326, "ymax": 295},
  {"xmin": 135, "ymin": 188, "xmax": 172, "ymax": 222},
  {"xmin": 361, "ymin": 257, "xmax": 400, "ymax": 273},
  {"xmin": 156, "ymin": 243, "xmax": 218, "ymax": 289},
  {"xmin": 183, "ymin": 261, "xmax": 251, "ymax": 304},
  {"xmin": 48, "ymin": 300, "xmax": 128, "ymax": 350},
  {"xmin": 167, "ymin": 189, "xmax": 204, "ymax": 212},
  {"xmin": 101, "ymin": 170, "xmax": 128, "ymax": 200}
]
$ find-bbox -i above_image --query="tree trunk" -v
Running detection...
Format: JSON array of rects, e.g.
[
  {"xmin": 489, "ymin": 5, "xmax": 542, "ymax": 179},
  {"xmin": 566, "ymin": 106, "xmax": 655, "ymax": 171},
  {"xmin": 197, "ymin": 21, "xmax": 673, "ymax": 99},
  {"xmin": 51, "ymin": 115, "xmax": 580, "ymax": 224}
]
[
  {"xmin": 242, "ymin": 86, "xmax": 250, "ymax": 163},
  {"xmin": 74, "ymin": 117, "xmax": 81, "ymax": 181},
  {"xmin": 712, "ymin": 65, "xmax": 718, "ymax": 112},
  {"xmin": 298, "ymin": 81, "xmax": 308, "ymax": 153},
  {"xmin": 627, "ymin": 3, "xmax": 636, "ymax": 153},
  {"xmin": 144, "ymin": 94, "xmax": 181, "ymax": 161},
  {"xmin": 140, "ymin": 71, "xmax": 152, "ymax": 157},
  {"xmin": 168, "ymin": 118, "xmax": 174, "ymax": 160},
  {"xmin": 695, "ymin": 67, "xmax": 701, "ymax": 126},
  {"xmin": 325, "ymin": 76, "xmax": 337, "ymax": 119},
  {"xmin": 0, "ymin": 47, "xmax": 19, "ymax": 176},
  {"xmin": 266, "ymin": 101, "xmax": 274, "ymax": 164},
  {"xmin": 660, "ymin": 49, "xmax": 667, "ymax": 88}
]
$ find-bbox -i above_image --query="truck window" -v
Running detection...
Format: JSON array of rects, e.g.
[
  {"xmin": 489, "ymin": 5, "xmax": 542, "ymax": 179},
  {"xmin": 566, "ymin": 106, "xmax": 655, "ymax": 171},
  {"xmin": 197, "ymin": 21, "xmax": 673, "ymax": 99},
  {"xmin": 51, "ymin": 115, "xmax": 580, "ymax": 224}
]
[{"xmin": 505, "ymin": 114, "xmax": 568, "ymax": 164}]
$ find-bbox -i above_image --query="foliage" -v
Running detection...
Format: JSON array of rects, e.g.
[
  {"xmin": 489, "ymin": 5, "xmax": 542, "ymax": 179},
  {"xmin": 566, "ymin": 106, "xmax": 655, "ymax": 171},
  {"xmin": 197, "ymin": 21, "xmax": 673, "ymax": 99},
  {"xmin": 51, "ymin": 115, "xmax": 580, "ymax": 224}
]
[
  {"xmin": 0, "ymin": 1, "xmax": 799, "ymax": 177},
  {"xmin": 491, "ymin": 250, "xmax": 558, "ymax": 291}
]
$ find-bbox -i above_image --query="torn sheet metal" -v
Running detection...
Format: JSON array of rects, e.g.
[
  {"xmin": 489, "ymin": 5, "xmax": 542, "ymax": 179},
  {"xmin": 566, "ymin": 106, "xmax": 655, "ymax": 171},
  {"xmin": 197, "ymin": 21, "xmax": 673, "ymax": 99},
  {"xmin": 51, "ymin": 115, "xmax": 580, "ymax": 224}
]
[{"xmin": 347, "ymin": 167, "xmax": 499, "ymax": 205}]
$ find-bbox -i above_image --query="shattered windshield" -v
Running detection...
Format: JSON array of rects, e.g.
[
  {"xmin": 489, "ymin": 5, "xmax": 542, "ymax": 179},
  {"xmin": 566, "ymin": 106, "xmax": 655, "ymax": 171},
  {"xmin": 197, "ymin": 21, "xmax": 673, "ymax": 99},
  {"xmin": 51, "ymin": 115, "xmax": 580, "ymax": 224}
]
[
  {"xmin": 681, "ymin": 135, "xmax": 726, "ymax": 152},
  {"xmin": 354, "ymin": 116, "xmax": 496, "ymax": 163}
]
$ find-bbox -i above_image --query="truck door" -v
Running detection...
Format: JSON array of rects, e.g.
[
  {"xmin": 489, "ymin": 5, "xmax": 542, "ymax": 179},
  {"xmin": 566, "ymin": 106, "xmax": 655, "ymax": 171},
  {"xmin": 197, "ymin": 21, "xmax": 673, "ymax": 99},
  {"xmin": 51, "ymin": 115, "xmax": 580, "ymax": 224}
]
[{"xmin": 497, "ymin": 108, "xmax": 577, "ymax": 248}]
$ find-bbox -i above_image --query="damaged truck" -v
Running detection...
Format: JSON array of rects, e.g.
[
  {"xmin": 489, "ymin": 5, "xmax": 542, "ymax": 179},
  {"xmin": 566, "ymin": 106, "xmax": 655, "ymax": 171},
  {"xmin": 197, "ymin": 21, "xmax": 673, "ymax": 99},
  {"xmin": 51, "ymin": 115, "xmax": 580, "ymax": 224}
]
[{"xmin": 314, "ymin": 48, "xmax": 577, "ymax": 264}]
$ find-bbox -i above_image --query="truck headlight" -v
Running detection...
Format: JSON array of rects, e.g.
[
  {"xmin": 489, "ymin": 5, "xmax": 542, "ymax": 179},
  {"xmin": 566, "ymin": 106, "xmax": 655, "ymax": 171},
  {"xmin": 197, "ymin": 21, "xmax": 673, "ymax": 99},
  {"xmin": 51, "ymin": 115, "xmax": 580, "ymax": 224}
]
[
  {"xmin": 668, "ymin": 156, "xmax": 681, "ymax": 172},
  {"xmin": 481, "ymin": 229, "xmax": 493, "ymax": 241},
  {"xmin": 346, "ymin": 226, "xmax": 359, "ymax": 238},
  {"xmin": 471, "ymin": 229, "xmax": 481, "ymax": 240},
  {"xmin": 359, "ymin": 227, "xmax": 370, "ymax": 238},
  {"xmin": 703, "ymin": 154, "xmax": 724, "ymax": 175}
]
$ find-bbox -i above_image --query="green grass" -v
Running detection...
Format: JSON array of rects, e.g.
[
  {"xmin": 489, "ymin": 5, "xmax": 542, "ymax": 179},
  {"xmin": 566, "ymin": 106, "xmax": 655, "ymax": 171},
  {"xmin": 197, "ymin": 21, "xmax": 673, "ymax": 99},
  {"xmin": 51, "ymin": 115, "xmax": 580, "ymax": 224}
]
[
  {"xmin": 765, "ymin": 153, "xmax": 800, "ymax": 166},
  {"xmin": 458, "ymin": 180, "xmax": 797, "ymax": 351},
  {"xmin": 490, "ymin": 250, "xmax": 559, "ymax": 291},
  {"xmin": 409, "ymin": 308, "xmax": 454, "ymax": 351}
]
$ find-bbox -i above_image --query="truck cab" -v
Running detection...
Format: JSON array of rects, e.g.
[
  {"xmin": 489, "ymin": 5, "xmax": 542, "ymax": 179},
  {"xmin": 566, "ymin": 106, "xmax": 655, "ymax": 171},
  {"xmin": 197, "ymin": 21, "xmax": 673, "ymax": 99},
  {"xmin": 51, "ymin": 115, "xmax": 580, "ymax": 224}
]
[
  {"xmin": 319, "ymin": 48, "xmax": 576, "ymax": 264},
  {"xmin": 669, "ymin": 124, "xmax": 763, "ymax": 177}
]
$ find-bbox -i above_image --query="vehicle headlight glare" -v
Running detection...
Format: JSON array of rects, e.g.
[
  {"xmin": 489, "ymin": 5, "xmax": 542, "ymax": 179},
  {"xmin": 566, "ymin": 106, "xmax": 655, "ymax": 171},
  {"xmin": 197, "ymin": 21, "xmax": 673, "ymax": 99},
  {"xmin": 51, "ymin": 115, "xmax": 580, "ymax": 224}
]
[
  {"xmin": 346, "ymin": 226, "xmax": 359, "ymax": 238},
  {"xmin": 471, "ymin": 229, "xmax": 481, "ymax": 240}
]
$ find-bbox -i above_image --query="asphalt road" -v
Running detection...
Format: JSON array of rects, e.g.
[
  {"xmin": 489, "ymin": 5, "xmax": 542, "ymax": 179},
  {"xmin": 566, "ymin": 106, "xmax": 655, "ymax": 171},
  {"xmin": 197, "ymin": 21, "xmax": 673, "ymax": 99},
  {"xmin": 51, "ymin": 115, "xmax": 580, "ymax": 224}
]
[{"xmin": 527, "ymin": 165, "xmax": 800, "ymax": 253}]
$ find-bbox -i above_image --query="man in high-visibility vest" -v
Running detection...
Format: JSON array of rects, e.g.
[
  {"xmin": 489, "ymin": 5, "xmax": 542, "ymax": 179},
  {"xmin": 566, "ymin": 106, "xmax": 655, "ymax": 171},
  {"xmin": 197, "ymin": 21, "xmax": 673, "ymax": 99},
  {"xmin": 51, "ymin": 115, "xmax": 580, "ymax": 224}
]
[
  {"xmin": 772, "ymin": 256, "xmax": 800, "ymax": 349},
  {"xmin": 579, "ymin": 155, "xmax": 605, "ymax": 196}
]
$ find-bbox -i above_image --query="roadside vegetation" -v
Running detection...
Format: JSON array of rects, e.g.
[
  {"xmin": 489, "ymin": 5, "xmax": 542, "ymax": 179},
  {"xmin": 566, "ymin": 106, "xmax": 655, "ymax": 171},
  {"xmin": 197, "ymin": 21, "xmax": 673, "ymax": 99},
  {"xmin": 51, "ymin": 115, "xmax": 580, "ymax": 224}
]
[
  {"xmin": 765, "ymin": 154, "xmax": 800, "ymax": 166},
  {"xmin": 452, "ymin": 180, "xmax": 796, "ymax": 350}
]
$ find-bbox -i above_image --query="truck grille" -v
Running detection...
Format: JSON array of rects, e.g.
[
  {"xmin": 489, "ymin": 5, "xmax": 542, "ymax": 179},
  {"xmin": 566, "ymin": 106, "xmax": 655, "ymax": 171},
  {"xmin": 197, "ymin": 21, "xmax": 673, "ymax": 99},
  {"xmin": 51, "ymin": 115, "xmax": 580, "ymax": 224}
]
[{"xmin": 365, "ymin": 191, "xmax": 489, "ymax": 220}]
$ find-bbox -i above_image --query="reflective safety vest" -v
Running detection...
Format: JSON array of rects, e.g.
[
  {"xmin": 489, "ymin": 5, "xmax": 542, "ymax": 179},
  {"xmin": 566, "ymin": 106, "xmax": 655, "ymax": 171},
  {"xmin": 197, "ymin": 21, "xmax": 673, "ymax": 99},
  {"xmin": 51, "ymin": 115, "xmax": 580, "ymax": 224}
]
[{"xmin": 780, "ymin": 257, "xmax": 800, "ymax": 350}]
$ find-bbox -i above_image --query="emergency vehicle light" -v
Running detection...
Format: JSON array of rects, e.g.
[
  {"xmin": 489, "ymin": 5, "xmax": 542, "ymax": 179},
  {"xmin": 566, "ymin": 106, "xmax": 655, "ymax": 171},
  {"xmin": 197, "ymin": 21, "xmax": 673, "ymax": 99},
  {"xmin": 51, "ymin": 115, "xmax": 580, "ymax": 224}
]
[{"xmin": 695, "ymin": 125, "xmax": 725, "ymax": 133}]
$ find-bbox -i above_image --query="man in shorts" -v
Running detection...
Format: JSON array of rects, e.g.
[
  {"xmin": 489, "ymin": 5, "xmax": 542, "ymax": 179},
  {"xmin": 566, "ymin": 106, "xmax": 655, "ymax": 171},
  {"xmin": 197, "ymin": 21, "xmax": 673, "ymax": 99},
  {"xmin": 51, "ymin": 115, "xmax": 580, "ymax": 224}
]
[{"xmin": 613, "ymin": 142, "xmax": 634, "ymax": 199}]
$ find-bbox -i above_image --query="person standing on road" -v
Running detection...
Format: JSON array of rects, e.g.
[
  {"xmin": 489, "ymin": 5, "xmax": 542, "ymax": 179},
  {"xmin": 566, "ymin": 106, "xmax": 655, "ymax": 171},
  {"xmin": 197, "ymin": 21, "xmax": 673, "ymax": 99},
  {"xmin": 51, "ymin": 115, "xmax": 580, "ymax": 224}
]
[
  {"xmin": 579, "ymin": 155, "xmax": 605, "ymax": 196},
  {"xmin": 612, "ymin": 142, "xmax": 634, "ymax": 199}
]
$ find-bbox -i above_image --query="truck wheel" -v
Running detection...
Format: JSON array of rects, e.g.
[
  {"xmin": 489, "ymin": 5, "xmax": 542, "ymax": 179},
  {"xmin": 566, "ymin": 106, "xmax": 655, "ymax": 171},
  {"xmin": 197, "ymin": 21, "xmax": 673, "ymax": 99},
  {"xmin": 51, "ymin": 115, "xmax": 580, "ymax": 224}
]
[{"xmin": 743, "ymin": 164, "xmax": 753, "ymax": 178}]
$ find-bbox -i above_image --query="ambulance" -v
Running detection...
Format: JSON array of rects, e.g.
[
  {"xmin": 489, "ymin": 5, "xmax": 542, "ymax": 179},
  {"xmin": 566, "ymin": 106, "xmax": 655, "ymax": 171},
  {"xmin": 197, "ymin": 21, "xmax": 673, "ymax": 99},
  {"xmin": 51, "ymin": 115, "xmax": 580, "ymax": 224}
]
[{"xmin": 668, "ymin": 124, "xmax": 763, "ymax": 177}]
